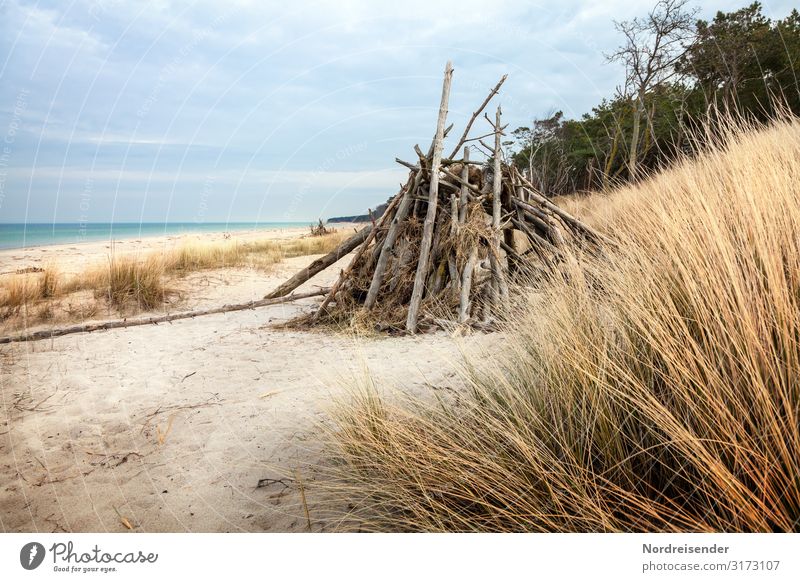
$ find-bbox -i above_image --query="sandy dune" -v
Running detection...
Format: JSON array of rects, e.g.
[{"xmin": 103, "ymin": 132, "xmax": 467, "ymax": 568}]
[{"xmin": 0, "ymin": 245, "xmax": 484, "ymax": 532}]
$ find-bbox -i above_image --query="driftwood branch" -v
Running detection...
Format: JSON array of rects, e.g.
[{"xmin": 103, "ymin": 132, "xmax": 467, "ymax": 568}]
[
  {"xmin": 458, "ymin": 146, "xmax": 470, "ymax": 223},
  {"xmin": 315, "ymin": 182, "xmax": 406, "ymax": 317},
  {"xmin": 406, "ymin": 61, "xmax": 454, "ymax": 333},
  {"xmin": 0, "ymin": 289, "xmax": 330, "ymax": 345},
  {"xmin": 489, "ymin": 105, "xmax": 509, "ymax": 306},
  {"xmin": 447, "ymin": 74, "xmax": 508, "ymax": 159},
  {"xmin": 459, "ymin": 247, "xmax": 478, "ymax": 323},
  {"xmin": 264, "ymin": 226, "xmax": 371, "ymax": 299}
]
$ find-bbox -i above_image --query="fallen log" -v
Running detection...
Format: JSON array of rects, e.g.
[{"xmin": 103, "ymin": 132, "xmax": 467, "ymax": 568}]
[{"xmin": 0, "ymin": 288, "xmax": 330, "ymax": 345}]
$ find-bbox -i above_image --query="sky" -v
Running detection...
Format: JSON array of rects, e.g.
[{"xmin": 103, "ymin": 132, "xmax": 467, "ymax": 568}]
[{"xmin": 0, "ymin": 0, "xmax": 796, "ymax": 224}]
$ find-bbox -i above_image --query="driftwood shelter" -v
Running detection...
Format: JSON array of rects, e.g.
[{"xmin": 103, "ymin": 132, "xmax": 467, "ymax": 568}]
[
  {"xmin": 267, "ymin": 62, "xmax": 605, "ymax": 333},
  {"xmin": 0, "ymin": 62, "xmax": 606, "ymax": 345}
]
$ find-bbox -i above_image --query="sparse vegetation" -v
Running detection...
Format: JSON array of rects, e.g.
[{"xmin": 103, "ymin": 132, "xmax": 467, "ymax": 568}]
[
  {"xmin": 327, "ymin": 116, "xmax": 800, "ymax": 532},
  {"xmin": 0, "ymin": 231, "xmax": 347, "ymax": 328}
]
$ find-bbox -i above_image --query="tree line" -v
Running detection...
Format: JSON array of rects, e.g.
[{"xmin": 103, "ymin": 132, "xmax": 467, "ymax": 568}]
[{"xmin": 507, "ymin": 1, "xmax": 800, "ymax": 195}]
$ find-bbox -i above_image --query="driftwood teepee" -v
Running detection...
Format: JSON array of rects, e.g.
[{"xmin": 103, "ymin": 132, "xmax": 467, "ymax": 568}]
[{"xmin": 266, "ymin": 62, "xmax": 605, "ymax": 333}]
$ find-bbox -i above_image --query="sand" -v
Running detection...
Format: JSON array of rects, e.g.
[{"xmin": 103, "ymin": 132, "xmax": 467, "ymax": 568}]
[
  {"xmin": 0, "ymin": 225, "xmax": 361, "ymax": 277},
  {"xmin": 0, "ymin": 228, "xmax": 486, "ymax": 532}
]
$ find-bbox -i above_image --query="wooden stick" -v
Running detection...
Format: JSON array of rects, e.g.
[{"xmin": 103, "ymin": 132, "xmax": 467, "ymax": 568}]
[
  {"xmin": 516, "ymin": 195, "xmax": 553, "ymax": 222},
  {"xmin": 441, "ymin": 157, "xmax": 481, "ymax": 166},
  {"xmin": 458, "ymin": 146, "xmax": 470, "ymax": 223},
  {"xmin": 406, "ymin": 61, "xmax": 453, "ymax": 333},
  {"xmin": 264, "ymin": 226, "xmax": 371, "ymax": 299},
  {"xmin": 364, "ymin": 125, "xmax": 454, "ymax": 310},
  {"xmin": 441, "ymin": 167, "xmax": 483, "ymax": 197},
  {"xmin": 502, "ymin": 171, "xmax": 518, "ymax": 277},
  {"xmin": 447, "ymin": 252, "xmax": 461, "ymax": 297},
  {"xmin": 458, "ymin": 247, "xmax": 478, "ymax": 323},
  {"xmin": 489, "ymin": 105, "xmax": 509, "ymax": 305},
  {"xmin": 364, "ymin": 176, "xmax": 420, "ymax": 308},
  {"xmin": 313, "ymin": 185, "xmax": 405, "ymax": 318},
  {"xmin": 395, "ymin": 158, "xmax": 418, "ymax": 171},
  {"xmin": 0, "ymin": 289, "xmax": 330, "ymax": 345},
  {"xmin": 447, "ymin": 74, "xmax": 507, "ymax": 159},
  {"xmin": 511, "ymin": 216, "xmax": 561, "ymax": 256},
  {"xmin": 388, "ymin": 236, "xmax": 413, "ymax": 293},
  {"xmin": 450, "ymin": 183, "xmax": 458, "ymax": 235},
  {"xmin": 514, "ymin": 198, "xmax": 567, "ymax": 246},
  {"xmin": 513, "ymin": 167, "xmax": 610, "ymax": 244}
]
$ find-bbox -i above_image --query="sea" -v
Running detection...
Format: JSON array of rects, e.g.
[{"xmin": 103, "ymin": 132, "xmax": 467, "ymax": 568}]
[{"xmin": 0, "ymin": 222, "xmax": 312, "ymax": 250}]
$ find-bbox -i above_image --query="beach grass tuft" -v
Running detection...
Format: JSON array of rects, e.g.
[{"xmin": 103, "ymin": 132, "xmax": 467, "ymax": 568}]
[
  {"xmin": 0, "ymin": 231, "xmax": 348, "ymax": 325},
  {"xmin": 326, "ymin": 116, "xmax": 800, "ymax": 532}
]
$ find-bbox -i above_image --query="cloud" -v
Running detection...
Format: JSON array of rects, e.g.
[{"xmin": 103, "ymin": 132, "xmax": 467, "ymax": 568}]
[{"xmin": 2, "ymin": 0, "xmax": 799, "ymax": 221}]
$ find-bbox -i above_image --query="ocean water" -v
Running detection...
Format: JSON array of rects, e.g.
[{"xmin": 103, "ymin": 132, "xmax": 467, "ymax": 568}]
[{"xmin": 0, "ymin": 222, "xmax": 312, "ymax": 250}]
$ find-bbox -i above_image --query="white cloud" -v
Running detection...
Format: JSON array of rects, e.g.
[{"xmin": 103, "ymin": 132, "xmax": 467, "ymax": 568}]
[{"xmin": 3, "ymin": 0, "xmax": 800, "ymax": 221}]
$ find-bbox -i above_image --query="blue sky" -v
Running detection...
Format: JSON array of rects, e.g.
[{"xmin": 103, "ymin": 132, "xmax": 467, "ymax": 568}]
[{"xmin": 0, "ymin": 0, "xmax": 796, "ymax": 224}]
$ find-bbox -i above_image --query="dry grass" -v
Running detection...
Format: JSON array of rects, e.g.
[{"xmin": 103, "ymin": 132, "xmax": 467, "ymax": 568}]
[
  {"xmin": 327, "ymin": 117, "xmax": 800, "ymax": 532},
  {"xmin": 0, "ymin": 231, "xmax": 348, "ymax": 326},
  {"xmin": 103, "ymin": 253, "xmax": 169, "ymax": 309}
]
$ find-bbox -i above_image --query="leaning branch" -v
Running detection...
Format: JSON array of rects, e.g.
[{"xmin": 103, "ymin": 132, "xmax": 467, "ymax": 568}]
[
  {"xmin": 263, "ymin": 226, "xmax": 371, "ymax": 299},
  {"xmin": 447, "ymin": 74, "xmax": 507, "ymax": 159}
]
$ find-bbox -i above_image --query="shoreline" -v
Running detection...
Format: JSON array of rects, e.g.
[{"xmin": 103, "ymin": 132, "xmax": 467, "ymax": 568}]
[
  {"xmin": 0, "ymin": 223, "xmax": 360, "ymax": 277},
  {"xmin": 0, "ymin": 221, "xmax": 318, "ymax": 252}
]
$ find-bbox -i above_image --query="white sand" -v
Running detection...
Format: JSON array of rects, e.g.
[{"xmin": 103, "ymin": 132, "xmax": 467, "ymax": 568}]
[
  {"xmin": 0, "ymin": 224, "xmax": 362, "ymax": 277},
  {"xmin": 0, "ymin": 230, "xmax": 487, "ymax": 532}
]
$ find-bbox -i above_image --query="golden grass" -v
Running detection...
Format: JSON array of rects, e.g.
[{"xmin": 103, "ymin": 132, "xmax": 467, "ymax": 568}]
[
  {"xmin": 0, "ymin": 231, "xmax": 348, "ymax": 325},
  {"xmin": 327, "ymin": 117, "xmax": 800, "ymax": 532},
  {"xmin": 103, "ymin": 254, "xmax": 168, "ymax": 309},
  {"xmin": 1, "ymin": 275, "xmax": 42, "ymax": 309}
]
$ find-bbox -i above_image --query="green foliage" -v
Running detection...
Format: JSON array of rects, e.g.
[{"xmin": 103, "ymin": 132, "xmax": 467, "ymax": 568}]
[
  {"xmin": 508, "ymin": 2, "xmax": 800, "ymax": 195},
  {"xmin": 678, "ymin": 3, "xmax": 800, "ymax": 117}
]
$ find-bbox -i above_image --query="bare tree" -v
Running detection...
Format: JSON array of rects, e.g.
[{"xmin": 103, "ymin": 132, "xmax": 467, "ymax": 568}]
[{"xmin": 607, "ymin": 0, "xmax": 697, "ymax": 179}]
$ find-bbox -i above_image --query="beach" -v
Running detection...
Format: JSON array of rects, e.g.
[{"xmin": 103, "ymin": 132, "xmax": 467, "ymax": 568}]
[
  {"xmin": 0, "ymin": 224, "xmax": 365, "ymax": 337},
  {"xmin": 0, "ymin": 225, "xmax": 485, "ymax": 532},
  {"xmin": 0, "ymin": 224, "xmax": 337, "ymax": 277}
]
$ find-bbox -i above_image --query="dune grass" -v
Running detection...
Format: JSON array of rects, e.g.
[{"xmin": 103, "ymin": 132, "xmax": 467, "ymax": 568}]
[
  {"xmin": 0, "ymin": 231, "xmax": 348, "ymax": 322},
  {"xmin": 327, "ymin": 117, "xmax": 800, "ymax": 532}
]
